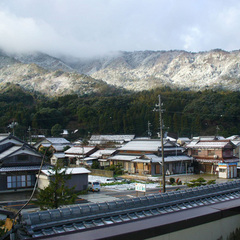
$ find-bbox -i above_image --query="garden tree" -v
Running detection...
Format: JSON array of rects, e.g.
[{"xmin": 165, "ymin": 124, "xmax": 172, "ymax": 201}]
[
  {"xmin": 187, "ymin": 177, "xmax": 216, "ymax": 188},
  {"xmin": 91, "ymin": 161, "xmax": 100, "ymax": 169},
  {"xmin": 51, "ymin": 123, "xmax": 63, "ymax": 137},
  {"xmin": 63, "ymin": 145, "xmax": 71, "ymax": 151},
  {"xmin": 33, "ymin": 164, "xmax": 77, "ymax": 210},
  {"xmin": 38, "ymin": 146, "xmax": 53, "ymax": 162}
]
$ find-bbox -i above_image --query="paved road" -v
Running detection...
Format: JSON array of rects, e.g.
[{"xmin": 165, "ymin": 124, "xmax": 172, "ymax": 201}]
[{"xmin": 77, "ymin": 185, "xmax": 187, "ymax": 204}]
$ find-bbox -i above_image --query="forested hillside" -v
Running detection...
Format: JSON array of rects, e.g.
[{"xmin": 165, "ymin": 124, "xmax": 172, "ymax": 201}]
[{"xmin": 0, "ymin": 84, "xmax": 239, "ymax": 140}]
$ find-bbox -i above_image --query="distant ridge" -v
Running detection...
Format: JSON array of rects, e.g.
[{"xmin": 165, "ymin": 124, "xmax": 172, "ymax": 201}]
[{"xmin": 0, "ymin": 49, "xmax": 240, "ymax": 96}]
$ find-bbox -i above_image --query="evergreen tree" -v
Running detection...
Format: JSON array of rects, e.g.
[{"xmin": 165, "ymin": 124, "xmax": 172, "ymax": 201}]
[
  {"xmin": 34, "ymin": 164, "xmax": 77, "ymax": 210},
  {"xmin": 51, "ymin": 123, "xmax": 63, "ymax": 137}
]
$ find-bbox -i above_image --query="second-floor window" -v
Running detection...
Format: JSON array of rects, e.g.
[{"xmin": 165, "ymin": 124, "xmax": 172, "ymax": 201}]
[
  {"xmin": 192, "ymin": 149, "xmax": 198, "ymax": 155},
  {"xmin": 208, "ymin": 150, "xmax": 215, "ymax": 156}
]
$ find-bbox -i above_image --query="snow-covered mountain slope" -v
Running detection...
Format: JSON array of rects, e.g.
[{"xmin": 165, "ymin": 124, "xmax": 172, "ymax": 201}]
[
  {"xmin": 0, "ymin": 49, "xmax": 240, "ymax": 95},
  {"xmin": 12, "ymin": 52, "xmax": 73, "ymax": 72},
  {"xmin": 0, "ymin": 62, "xmax": 111, "ymax": 96},
  {"xmin": 64, "ymin": 49, "xmax": 240, "ymax": 91}
]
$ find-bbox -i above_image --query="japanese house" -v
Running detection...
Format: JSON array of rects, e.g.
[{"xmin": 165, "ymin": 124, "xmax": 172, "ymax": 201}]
[
  {"xmin": 0, "ymin": 133, "xmax": 46, "ymax": 192},
  {"xmin": 108, "ymin": 139, "xmax": 192, "ymax": 176},
  {"xmin": 186, "ymin": 139, "xmax": 239, "ymax": 178}
]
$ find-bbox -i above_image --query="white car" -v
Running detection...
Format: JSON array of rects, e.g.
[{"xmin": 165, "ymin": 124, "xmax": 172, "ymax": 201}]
[{"xmin": 88, "ymin": 181, "xmax": 101, "ymax": 192}]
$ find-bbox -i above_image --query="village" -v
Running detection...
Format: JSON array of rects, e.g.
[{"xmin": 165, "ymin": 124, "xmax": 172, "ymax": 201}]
[{"xmin": 0, "ymin": 132, "xmax": 240, "ymax": 194}]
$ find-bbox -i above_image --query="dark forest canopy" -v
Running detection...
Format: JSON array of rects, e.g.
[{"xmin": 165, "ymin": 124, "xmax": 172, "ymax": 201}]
[{"xmin": 0, "ymin": 84, "xmax": 239, "ymax": 141}]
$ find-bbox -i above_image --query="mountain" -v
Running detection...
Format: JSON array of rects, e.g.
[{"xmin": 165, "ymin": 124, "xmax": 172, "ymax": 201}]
[
  {"xmin": 0, "ymin": 49, "xmax": 240, "ymax": 96},
  {"xmin": 62, "ymin": 49, "xmax": 240, "ymax": 91},
  {"xmin": 0, "ymin": 58, "xmax": 115, "ymax": 96},
  {"xmin": 12, "ymin": 52, "xmax": 73, "ymax": 72},
  {"xmin": 0, "ymin": 50, "xmax": 20, "ymax": 68}
]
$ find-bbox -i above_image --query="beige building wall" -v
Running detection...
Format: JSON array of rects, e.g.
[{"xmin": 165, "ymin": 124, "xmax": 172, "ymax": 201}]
[{"xmin": 148, "ymin": 214, "xmax": 240, "ymax": 240}]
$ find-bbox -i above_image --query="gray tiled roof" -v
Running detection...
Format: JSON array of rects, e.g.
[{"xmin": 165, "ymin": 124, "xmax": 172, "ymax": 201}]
[
  {"xmin": 0, "ymin": 165, "xmax": 49, "ymax": 172},
  {"xmin": 46, "ymin": 137, "xmax": 70, "ymax": 144},
  {"xmin": 17, "ymin": 181, "xmax": 240, "ymax": 239},
  {"xmin": 119, "ymin": 139, "xmax": 162, "ymax": 152},
  {"xmin": 0, "ymin": 146, "xmax": 21, "ymax": 159}
]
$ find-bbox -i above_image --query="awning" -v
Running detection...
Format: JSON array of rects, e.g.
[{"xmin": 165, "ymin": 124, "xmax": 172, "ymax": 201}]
[
  {"xmin": 151, "ymin": 155, "xmax": 192, "ymax": 163},
  {"xmin": 98, "ymin": 159, "xmax": 109, "ymax": 162},
  {"xmin": 108, "ymin": 155, "xmax": 141, "ymax": 161},
  {"xmin": 65, "ymin": 154, "xmax": 84, "ymax": 158},
  {"xmin": 131, "ymin": 159, "xmax": 151, "ymax": 163}
]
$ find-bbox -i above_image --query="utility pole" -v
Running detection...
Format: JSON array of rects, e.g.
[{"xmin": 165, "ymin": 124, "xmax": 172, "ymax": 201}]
[
  {"xmin": 154, "ymin": 95, "xmax": 165, "ymax": 193},
  {"xmin": 28, "ymin": 126, "xmax": 32, "ymax": 145},
  {"xmin": 8, "ymin": 121, "xmax": 18, "ymax": 136},
  {"xmin": 216, "ymin": 125, "xmax": 220, "ymax": 136},
  {"xmin": 147, "ymin": 121, "xmax": 152, "ymax": 138}
]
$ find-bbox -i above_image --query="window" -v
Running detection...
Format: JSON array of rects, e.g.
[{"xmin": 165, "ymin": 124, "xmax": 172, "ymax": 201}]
[
  {"xmin": 192, "ymin": 150, "xmax": 198, "ymax": 155},
  {"xmin": 208, "ymin": 150, "xmax": 215, "ymax": 156},
  {"xmin": 7, "ymin": 175, "xmax": 35, "ymax": 189},
  {"xmin": 219, "ymin": 168, "xmax": 226, "ymax": 173}
]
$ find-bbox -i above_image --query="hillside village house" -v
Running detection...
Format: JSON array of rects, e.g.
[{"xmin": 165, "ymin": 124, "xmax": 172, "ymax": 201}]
[
  {"xmin": 88, "ymin": 135, "xmax": 135, "ymax": 147},
  {"xmin": 50, "ymin": 153, "xmax": 68, "ymax": 166},
  {"xmin": 186, "ymin": 140, "xmax": 239, "ymax": 178},
  {"xmin": 0, "ymin": 133, "xmax": 46, "ymax": 192},
  {"xmin": 108, "ymin": 139, "xmax": 192, "ymax": 176},
  {"xmin": 65, "ymin": 146, "xmax": 97, "ymax": 166},
  {"xmin": 227, "ymin": 135, "xmax": 240, "ymax": 162},
  {"xmin": 88, "ymin": 149, "xmax": 117, "ymax": 167},
  {"xmin": 34, "ymin": 137, "xmax": 72, "ymax": 153}
]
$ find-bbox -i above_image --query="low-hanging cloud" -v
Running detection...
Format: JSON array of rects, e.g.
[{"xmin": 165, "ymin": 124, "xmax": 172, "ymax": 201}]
[{"xmin": 0, "ymin": 0, "xmax": 240, "ymax": 58}]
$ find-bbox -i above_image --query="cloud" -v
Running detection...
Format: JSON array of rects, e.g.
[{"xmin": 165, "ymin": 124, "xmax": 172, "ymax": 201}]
[{"xmin": 0, "ymin": 0, "xmax": 240, "ymax": 58}]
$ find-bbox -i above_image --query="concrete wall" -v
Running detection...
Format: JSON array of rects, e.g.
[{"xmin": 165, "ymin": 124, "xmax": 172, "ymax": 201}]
[
  {"xmin": 148, "ymin": 214, "xmax": 240, "ymax": 240},
  {"xmin": 90, "ymin": 169, "xmax": 113, "ymax": 177}
]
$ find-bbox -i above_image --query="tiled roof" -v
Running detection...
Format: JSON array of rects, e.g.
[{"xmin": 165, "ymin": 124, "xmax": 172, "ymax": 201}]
[
  {"xmin": 0, "ymin": 133, "xmax": 9, "ymax": 142},
  {"xmin": 147, "ymin": 154, "xmax": 192, "ymax": 163},
  {"xmin": 65, "ymin": 146, "xmax": 95, "ymax": 155},
  {"xmin": 90, "ymin": 135, "xmax": 135, "ymax": 142},
  {"xmin": 45, "ymin": 137, "xmax": 70, "ymax": 144},
  {"xmin": 187, "ymin": 140, "xmax": 231, "ymax": 148},
  {"xmin": 108, "ymin": 155, "xmax": 141, "ymax": 161},
  {"xmin": 52, "ymin": 153, "xmax": 65, "ymax": 158},
  {"xmin": 41, "ymin": 167, "xmax": 90, "ymax": 176},
  {"xmin": 119, "ymin": 140, "xmax": 162, "ymax": 152},
  {"xmin": 231, "ymin": 140, "xmax": 240, "ymax": 146},
  {"xmin": 51, "ymin": 144, "xmax": 72, "ymax": 151},
  {"xmin": 0, "ymin": 146, "xmax": 21, "ymax": 159},
  {"xmin": 0, "ymin": 165, "xmax": 49, "ymax": 172},
  {"xmin": 90, "ymin": 149, "xmax": 116, "ymax": 158},
  {"xmin": 16, "ymin": 181, "xmax": 240, "ymax": 239}
]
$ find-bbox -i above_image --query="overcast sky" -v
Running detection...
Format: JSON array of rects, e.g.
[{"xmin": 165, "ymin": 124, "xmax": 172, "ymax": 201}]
[{"xmin": 0, "ymin": 0, "xmax": 239, "ymax": 58}]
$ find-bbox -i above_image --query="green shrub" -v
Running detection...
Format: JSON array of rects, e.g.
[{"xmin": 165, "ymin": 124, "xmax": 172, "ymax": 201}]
[
  {"xmin": 169, "ymin": 177, "xmax": 175, "ymax": 184},
  {"xmin": 207, "ymin": 179, "xmax": 216, "ymax": 185}
]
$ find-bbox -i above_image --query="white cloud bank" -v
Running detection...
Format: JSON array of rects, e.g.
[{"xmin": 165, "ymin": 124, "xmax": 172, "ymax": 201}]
[{"xmin": 0, "ymin": 0, "xmax": 240, "ymax": 58}]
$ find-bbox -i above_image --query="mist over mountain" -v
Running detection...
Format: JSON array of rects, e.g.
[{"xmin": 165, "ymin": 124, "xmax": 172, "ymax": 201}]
[{"xmin": 0, "ymin": 49, "xmax": 240, "ymax": 96}]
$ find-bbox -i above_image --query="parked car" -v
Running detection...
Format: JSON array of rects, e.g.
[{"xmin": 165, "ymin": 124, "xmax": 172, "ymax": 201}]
[
  {"xmin": 106, "ymin": 178, "xmax": 115, "ymax": 182},
  {"xmin": 88, "ymin": 181, "xmax": 101, "ymax": 192}
]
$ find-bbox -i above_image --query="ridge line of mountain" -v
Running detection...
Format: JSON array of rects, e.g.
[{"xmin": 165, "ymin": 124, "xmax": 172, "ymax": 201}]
[{"xmin": 0, "ymin": 48, "xmax": 240, "ymax": 96}]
